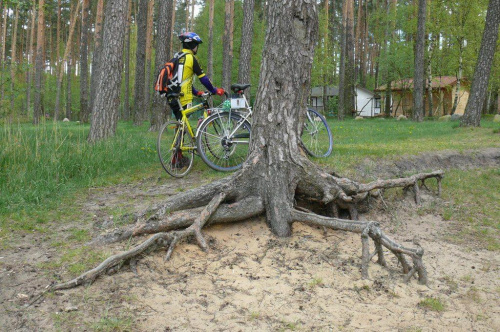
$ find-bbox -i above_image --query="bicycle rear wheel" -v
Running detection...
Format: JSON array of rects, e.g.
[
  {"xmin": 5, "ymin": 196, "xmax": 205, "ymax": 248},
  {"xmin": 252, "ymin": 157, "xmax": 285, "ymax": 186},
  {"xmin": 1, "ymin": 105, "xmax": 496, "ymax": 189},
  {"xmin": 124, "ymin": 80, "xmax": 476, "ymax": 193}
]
[
  {"xmin": 301, "ymin": 108, "xmax": 333, "ymax": 158},
  {"xmin": 196, "ymin": 112, "xmax": 251, "ymax": 172},
  {"xmin": 157, "ymin": 120, "xmax": 195, "ymax": 177}
]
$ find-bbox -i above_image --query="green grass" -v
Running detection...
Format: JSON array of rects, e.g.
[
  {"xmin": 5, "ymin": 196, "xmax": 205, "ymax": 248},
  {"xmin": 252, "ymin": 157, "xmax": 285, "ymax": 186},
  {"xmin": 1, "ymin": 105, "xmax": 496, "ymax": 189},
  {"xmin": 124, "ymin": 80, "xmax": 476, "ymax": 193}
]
[
  {"xmin": 1, "ymin": 117, "xmax": 499, "ymax": 247},
  {"xmin": 320, "ymin": 116, "xmax": 500, "ymax": 173},
  {"xmin": 418, "ymin": 297, "xmax": 446, "ymax": 312}
]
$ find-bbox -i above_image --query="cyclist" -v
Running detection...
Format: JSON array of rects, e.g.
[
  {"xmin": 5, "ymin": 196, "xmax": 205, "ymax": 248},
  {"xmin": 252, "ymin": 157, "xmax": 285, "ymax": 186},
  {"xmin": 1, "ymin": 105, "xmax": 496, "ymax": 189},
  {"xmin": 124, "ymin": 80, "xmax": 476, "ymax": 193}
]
[{"xmin": 169, "ymin": 32, "xmax": 225, "ymax": 168}]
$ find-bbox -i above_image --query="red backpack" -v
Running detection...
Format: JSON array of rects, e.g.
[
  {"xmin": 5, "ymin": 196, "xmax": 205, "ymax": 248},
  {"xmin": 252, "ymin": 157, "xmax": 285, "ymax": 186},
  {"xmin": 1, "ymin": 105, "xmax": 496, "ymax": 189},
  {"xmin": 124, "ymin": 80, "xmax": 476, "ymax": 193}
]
[{"xmin": 154, "ymin": 52, "xmax": 186, "ymax": 95}]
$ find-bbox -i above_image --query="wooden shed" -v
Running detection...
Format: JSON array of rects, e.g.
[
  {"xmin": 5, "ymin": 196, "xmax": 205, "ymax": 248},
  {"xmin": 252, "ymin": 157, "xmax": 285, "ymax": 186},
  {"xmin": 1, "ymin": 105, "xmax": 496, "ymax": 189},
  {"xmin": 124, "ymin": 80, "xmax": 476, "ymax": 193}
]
[
  {"xmin": 310, "ymin": 86, "xmax": 379, "ymax": 117},
  {"xmin": 375, "ymin": 76, "xmax": 469, "ymax": 117}
]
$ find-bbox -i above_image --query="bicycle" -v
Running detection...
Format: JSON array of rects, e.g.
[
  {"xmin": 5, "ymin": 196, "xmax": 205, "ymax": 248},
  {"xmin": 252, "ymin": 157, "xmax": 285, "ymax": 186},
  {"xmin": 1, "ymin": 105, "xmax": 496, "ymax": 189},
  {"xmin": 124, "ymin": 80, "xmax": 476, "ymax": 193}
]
[
  {"xmin": 196, "ymin": 84, "xmax": 333, "ymax": 172},
  {"xmin": 157, "ymin": 92, "xmax": 221, "ymax": 177}
]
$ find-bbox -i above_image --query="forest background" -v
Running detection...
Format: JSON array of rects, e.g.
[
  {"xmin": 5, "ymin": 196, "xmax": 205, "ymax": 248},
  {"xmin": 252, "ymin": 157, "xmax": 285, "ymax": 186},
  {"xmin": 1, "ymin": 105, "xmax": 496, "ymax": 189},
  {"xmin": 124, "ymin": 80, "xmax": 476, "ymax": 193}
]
[{"xmin": 0, "ymin": 0, "xmax": 499, "ymax": 126}]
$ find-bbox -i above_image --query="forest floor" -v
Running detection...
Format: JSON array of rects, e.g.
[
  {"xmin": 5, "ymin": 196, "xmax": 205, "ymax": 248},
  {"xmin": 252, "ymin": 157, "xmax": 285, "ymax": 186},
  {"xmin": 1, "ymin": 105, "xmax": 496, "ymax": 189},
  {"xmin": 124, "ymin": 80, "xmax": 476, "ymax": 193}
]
[{"xmin": 1, "ymin": 149, "xmax": 499, "ymax": 331}]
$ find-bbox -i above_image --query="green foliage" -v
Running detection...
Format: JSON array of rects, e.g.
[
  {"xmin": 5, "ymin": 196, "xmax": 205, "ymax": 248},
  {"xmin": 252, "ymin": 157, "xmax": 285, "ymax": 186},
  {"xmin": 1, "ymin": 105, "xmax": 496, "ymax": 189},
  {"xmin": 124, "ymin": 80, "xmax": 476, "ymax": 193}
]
[
  {"xmin": 0, "ymin": 120, "xmax": 158, "ymax": 219},
  {"xmin": 418, "ymin": 297, "xmax": 446, "ymax": 312}
]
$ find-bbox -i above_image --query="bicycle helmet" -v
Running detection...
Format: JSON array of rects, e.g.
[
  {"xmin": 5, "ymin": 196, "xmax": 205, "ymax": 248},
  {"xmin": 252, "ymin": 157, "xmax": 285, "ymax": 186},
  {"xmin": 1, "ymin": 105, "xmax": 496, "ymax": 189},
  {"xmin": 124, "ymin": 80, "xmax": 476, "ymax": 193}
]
[{"xmin": 179, "ymin": 32, "xmax": 203, "ymax": 45}]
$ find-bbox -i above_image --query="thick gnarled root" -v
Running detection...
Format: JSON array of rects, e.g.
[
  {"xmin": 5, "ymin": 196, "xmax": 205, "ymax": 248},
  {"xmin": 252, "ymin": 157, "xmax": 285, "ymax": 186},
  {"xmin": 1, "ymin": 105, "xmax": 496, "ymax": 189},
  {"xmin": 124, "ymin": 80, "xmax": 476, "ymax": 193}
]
[
  {"xmin": 49, "ymin": 193, "xmax": 227, "ymax": 291},
  {"xmin": 292, "ymin": 210, "xmax": 427, "ymax": 284}
]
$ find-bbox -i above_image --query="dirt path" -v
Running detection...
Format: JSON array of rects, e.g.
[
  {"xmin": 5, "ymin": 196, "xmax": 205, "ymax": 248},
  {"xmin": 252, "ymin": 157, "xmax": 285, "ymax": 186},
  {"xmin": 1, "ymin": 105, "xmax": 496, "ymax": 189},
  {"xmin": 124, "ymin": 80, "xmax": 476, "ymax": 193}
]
[{"xmin": 1, "ymin": 150, "xmax": 499, "ymax": 331}]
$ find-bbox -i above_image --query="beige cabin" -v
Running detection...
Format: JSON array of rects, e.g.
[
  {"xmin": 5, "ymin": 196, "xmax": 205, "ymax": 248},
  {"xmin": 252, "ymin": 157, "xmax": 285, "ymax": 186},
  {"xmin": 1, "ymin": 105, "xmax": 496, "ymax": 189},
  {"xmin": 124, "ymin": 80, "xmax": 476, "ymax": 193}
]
[{"xmin": 375, "ymin": 76, "xmax": 469, "ymax": 117}]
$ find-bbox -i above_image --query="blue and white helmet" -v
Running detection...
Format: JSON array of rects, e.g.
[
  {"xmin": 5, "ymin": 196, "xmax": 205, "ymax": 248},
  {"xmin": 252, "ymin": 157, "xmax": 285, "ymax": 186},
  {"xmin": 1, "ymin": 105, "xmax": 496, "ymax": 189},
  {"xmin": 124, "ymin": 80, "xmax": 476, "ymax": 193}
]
[{"xmin": 179, "ymin": 32, "xmax": 203, "ymax": 45}]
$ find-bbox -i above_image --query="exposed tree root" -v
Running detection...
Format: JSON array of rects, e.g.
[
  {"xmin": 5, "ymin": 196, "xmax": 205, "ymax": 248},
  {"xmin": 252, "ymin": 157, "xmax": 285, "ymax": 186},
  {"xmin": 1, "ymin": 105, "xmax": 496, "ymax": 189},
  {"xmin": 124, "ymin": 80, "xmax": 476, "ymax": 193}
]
[
  {"xmin": 42, "ymin": 167, "xmax": 441, "ymax": 293},
  {"xmin": 291, "ymin": 210, "xmax": 427, "ymax": 284}
]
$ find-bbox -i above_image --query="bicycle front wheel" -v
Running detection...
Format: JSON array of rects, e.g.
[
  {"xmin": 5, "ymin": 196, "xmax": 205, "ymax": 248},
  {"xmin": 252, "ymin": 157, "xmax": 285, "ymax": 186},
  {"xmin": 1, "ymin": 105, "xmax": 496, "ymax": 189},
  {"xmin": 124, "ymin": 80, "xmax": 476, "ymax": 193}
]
[
  {"xmin": 157, "ymin": 120, "xmax": 195, "ymax": 177},
  {"xmin": 196, "ymin": 112, "xmax": 251, "ymax": 172},
  {"xmin": 301, "ymin": 108, "xmax": 333, "ymax": 158}
]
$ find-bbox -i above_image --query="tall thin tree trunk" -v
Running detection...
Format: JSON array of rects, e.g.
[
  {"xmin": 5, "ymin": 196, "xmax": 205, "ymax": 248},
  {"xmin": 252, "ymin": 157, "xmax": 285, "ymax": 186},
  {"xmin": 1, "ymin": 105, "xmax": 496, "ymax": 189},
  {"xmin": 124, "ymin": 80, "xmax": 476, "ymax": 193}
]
[
  {"xmin": 123, "ymin": 0, "xmax": 132, "ymax": 120},
  {"xmin": 144, "ymin": 0, "xmax": 155, "ymax": 115},
  {"xmin": 150, "ymin": 0, "xmax": 174, "ymax": 131},
  {"xmin": 238, "ymin": 0, "xmax": 255, "ymax": 100},
  {"xmin": 26, "ymin": 2, "xmax": 37, "ymax": 116},
  {"xmin": 55, "ymin": 0, "xmax": 81, "ymax": 120},
  {"xmin": 222, "ymin": 0, "xmax": 234, "ymax": 91},
  {"xmin": 80, "ymin": 0, "xmax": 91, "ymax": 122},
  {"xmin": 34, "ymin": 0, "xmax": 45, "ymax": 125},
  {"xmin": 451, "ymin": 43, "xmax": 463, "ymax": 115},
  {"xmin": 133, "ymin": 0, "xmax": 148, "ymax": 125},
  {"xmin": 339, "ymin": 0, "xmax": 355, "ymax": 118},
  {"xmin": 66, "ymin": 53, "xmax": 72, "ymax": 119},
  {"xmin": 207, "ymin": 0, "xmax": 214, "ymax": 78},
  {"xmin": 426, "ymin": 34, "xmax": 436, "ymax": 117},
  {"xmin": 0, "ymin": 7, "xmax": 8, "ymax": 100},
  {"xmin": 10, "ymin": 5, "xmax": 19, "ymax": 111},
  {"xmin": 460, "ymin": 0, "xmax": 500, "ymax": 127},
  {"xmin": 413, "ymin": 0, "xmax": 426, "ymax": 122},
  {"xmin": 190, "ymin": 0, "xmax": 195, "ymax": 30},
  {"xmin": 90, "ymin": 0, "xmax": 105, "ymax": 110},
  {"xmin": 185, "ymin": 0, "xmax": 189, "ymax": 30},
  {"xmin": 88, "ymin": 0, "xmax": 129, "ymax": 142},
  {"xmin": 170, "ymin": 0, "xmax": 176, "ymax": 57}
]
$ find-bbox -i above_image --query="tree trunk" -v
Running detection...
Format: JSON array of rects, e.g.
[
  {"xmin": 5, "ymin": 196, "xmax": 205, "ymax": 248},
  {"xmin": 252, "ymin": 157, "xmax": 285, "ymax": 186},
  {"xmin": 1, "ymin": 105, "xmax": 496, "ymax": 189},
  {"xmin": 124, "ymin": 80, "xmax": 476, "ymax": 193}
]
[
  {"xmin": 90, "ymin": 0, "xmax": 105, "ymax": 111},
  {"xmin": 340, "ymin": 0, "xmax": 355, "ymax": 118},
  {"xmin": 451, "ymin": 44, "xmax": 463, "ymax": 115},
  {"xmin": 150, "ymin": 0, "xmax": 174, "ymax": 131},
  {"xmin": 248, "ymin": 0, "xmax": 318, "ymax": 236},
  {"xmin": 0, "ymin": 6, "xmax": 8, "ymax": 101},
  {"xmin": 55, "ymin": 0, "xmax": 81, "ymax": 121},
  {"xmin": 460, "ymin": 0, "xmax": 500, "ymax": 127},
  {"xmin": 134, "ymin": 0, "xmax": 148, "ymax": 125},
  {"xmin": 488, "ymin": 85, "xmax": 499, "ymax": 114},
  {"xmin": 185, "ymin": 0, "xmax": 189, "ymax": 30},
  {"xmin": 123, "ymin": 0, "xmax": 132, "ymax": 120},
  {"xmin": 170, "ymin": 0, "xmax": 176, "ymax": 58},
  {"xmin": 222, "ymin": 0, "xmax": 234, "ymax": 91},
  {"xmin": 413, "ymin": 0, "xmax": 426, "ymax": 122},
  {"xmin": 88, "ymin": 0, "xmax": 128, "ymax": 142},
  {"xmin": 26, "ymin": 1, "xmax": 37, "ymax": 116},
  {"xmin": 80, "ymin": 0, "xmax": 91, "ymax": 123},
  {"xmin": 33, "ymin": 0, "xmax": 45, "ymax": 125},
  {"xmin": 207, "ymin": 0, "xmax": 214, "ymax": 78},
  {"xmin": 426, "ymin": 34, "xmax": 436, "ymax": 117},
  {"xmin": 66, "ymin": 53, "xmax": 72, "ymax": 120},
  {"xmin": 144, "ymin": 0, "xmax": 155, "ymax": 116},
  {"xmin": 237, "ymin": 0, "xmax": 255, "ymax": 100},
  {"xmin": 10, "ymin": 5, "xmax": 19, "ymax": 112}
]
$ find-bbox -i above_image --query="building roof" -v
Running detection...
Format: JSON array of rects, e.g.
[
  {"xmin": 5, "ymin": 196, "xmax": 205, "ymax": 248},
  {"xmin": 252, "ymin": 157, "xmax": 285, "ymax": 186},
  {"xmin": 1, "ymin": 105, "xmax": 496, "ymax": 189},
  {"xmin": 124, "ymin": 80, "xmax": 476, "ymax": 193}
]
[
  {"xmin": 311, "ymin": 86, "xmax": 339, "ymax": 97},
  {"xmin": 311, "ymin": 86, "xmax": 375, "ymax": 97},
  {"xmin": 375, "ymin": 76, "xmax": 467, "ymax": 92}
]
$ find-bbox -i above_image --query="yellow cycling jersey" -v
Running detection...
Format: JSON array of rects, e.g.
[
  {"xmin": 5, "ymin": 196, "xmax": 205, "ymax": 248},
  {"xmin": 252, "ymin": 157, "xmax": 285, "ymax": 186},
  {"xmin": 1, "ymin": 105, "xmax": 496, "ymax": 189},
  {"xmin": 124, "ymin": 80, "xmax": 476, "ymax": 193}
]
[{"xmin": 177, "ymin": 49, "xmax": 206, "ymax": 106}]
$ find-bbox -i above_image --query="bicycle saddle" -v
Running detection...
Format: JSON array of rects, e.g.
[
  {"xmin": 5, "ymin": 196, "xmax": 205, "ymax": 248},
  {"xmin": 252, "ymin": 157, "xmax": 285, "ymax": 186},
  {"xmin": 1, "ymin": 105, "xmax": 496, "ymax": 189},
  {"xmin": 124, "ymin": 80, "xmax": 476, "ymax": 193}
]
[{"xmin": 231, "ymin": 84, "xmax": 251, "ymax": 93}]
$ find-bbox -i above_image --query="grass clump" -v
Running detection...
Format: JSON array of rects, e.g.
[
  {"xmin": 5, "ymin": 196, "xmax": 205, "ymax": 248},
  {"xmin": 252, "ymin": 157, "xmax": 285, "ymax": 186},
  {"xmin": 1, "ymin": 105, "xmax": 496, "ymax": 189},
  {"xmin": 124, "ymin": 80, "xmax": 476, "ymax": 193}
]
[{"xmin": 418, "ymin": 297, "xmax": 446, "ymax": 312}]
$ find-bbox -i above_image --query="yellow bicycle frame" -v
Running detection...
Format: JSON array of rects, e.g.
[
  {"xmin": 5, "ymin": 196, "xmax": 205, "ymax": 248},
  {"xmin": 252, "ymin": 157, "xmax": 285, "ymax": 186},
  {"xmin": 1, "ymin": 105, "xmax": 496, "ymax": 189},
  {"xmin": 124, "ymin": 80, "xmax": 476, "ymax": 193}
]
[{"xmin": 172, "ymin": 102, "xmax": 208, "ymax": 152}]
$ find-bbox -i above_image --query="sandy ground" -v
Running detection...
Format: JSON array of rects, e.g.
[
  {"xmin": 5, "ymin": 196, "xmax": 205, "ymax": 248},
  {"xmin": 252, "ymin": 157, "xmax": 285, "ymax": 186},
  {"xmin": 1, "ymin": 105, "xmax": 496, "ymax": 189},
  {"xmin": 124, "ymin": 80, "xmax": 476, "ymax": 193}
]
[{"xmin": 1, "ymin": 162, "xmax": 499, "ymax": 331}]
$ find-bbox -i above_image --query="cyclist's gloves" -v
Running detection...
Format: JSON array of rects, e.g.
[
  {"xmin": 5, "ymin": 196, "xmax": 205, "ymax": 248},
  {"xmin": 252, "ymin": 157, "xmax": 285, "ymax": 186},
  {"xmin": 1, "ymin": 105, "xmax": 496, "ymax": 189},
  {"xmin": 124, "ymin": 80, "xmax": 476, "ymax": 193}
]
[{"xmin": 216, "ymin": 88, "xmax": 225, "ymax": 96}]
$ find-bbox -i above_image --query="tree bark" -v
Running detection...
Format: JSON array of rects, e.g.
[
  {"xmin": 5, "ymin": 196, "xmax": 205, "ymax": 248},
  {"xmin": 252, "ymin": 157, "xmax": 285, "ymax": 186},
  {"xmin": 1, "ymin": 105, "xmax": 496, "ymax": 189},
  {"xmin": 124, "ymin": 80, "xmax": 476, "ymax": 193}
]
[
  {"xmin": 150, "ymin": 0, "xmax": 174, "ymax": 131},
  {"xmin": 133, "ymin": 0, "xmax": 148, "ymax": 125},
  {"xmin": 339, "ymin": 0, "xmax": 355, "ymax": 119},
  {"xmin": 66, "ymin": 53, "xmax": 72, "ymax": 120},
  {"xmin": 249, "ymin": 0, "xmax": 318, "ymax": 236},
  {"xmin": 33, "ymin": 0, "xmax": 45, "ymax": 125},
  {"xmin": 88, "ymin": 0, "xmax": 128, "ymax": 142},
  {"xmin": 80, "ymin": 0, "xmax": 91, "ymax": 123},
  {"xmin": 55, "ymin": 1, "xmax": 81, "ymax": 121},
  {"xmin": 1, "ymin": 6, "xmax": 8, "ymax": 101},
  {"xmin": 413, "ymin": 0, "xmax": 426, "ymax": 122},
  {"xmin": 460, "ymin": 0, "xmax": 500, "ymax": 127},
  {"xmin": 207, "ymin": 0, "xmax": 215, "ymax": 78},
  {"xmin": 123, "ymin": 0, "xmax": 133, "ymax": 120},
  {"xmin": 144, "ymin": 0, "xmax": 155, "ymax": 116},
  {"xmin": 90, "ymin": 0, "xmax": 105, "ymax": 111},
  {"xmin": 26, "ymin": 1, "xmax": 37, "ymax": 116},
  {"xmin": 237, "ymin": 0, "xmax": 255, "ymax": 100},
  {"xmin": 222, "ymin": 0, "xmax": 234, "ymax": 91},
  {"xmin": 10, "ymin": 5, "xmax": 19, "ymax": 112}
]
